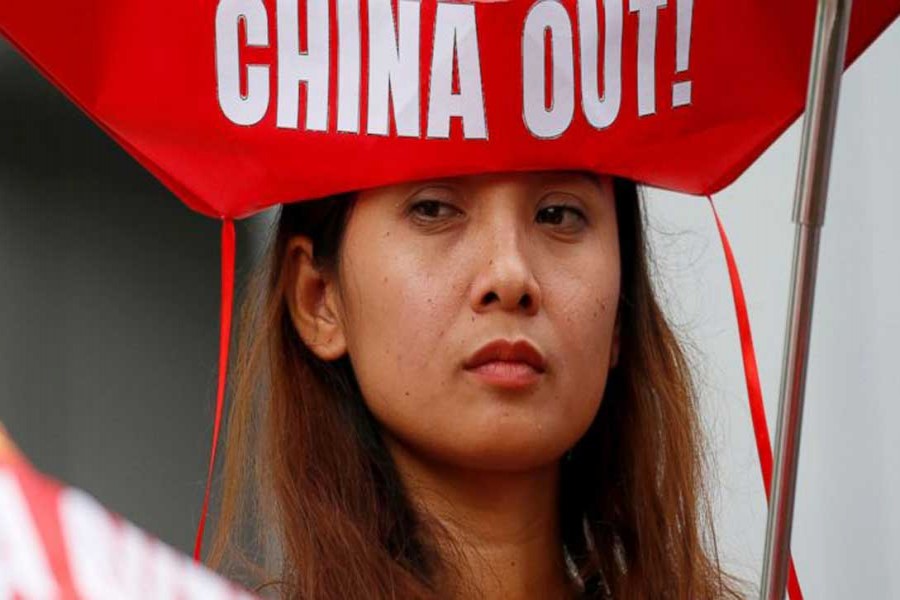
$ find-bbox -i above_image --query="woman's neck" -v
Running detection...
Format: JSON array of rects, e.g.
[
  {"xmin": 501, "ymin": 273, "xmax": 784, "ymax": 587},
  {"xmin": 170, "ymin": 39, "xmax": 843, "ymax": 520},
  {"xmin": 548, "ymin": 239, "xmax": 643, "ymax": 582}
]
[{"xmin": 385, "ymin": 437, "xmax": 576, "ymax": 600}]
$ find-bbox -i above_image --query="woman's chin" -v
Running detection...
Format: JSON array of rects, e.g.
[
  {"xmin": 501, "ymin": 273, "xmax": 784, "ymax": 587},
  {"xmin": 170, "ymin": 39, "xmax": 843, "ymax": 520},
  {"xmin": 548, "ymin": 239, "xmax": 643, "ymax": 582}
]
[
  {"xmin": 421, "ymin": 432, "xmax": 574, "ymax": 474},
  {"xmin": 377, "ymin": 402, "xmax": 598, "ymax": 473}
]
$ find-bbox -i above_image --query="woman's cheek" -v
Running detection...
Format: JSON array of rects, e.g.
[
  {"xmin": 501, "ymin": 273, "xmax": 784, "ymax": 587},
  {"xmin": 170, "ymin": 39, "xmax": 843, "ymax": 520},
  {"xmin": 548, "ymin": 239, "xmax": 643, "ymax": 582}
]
[
  {"xmin": 347, "ymin": 262, "xmax": 452, "ymax": 391},
  {"xmin": 549, "ymin": 275, "xmax": 619, "ymax": 393}
]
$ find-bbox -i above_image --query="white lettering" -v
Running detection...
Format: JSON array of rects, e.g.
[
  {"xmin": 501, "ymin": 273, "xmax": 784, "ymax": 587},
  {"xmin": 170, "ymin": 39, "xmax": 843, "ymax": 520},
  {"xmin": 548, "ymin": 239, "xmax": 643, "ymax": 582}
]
[
  {"xmin": 367, "ymin": 0, "xmax": 421, "ymax": 137},
  {"xmin": 578, "ymin": 0, "xmax": 622, "ymax": 129},
  {"xmin": 629, "ymin": 0, "xmax": 667, "ymax": 116},
  {"xmin": 276, "ymin": 0, "xmax": 330, "ymax": 130},
  {"xmin": 673, "ymin": 0, "xmax": 693, "ymax": 107},
  {"xmin": 215, "ymin": 0, "xmax": 270, "ymax": 126},
  {"xmin": 427, "ymin": 4, "xmax": 487, "ymax": 139},
  {"xmin": 522, "ymin": 1, "xmax": 575, "ymax": 139},
  {"xmin": 337, "ymin": 0, "xmax": 362, "ymax": 132}
]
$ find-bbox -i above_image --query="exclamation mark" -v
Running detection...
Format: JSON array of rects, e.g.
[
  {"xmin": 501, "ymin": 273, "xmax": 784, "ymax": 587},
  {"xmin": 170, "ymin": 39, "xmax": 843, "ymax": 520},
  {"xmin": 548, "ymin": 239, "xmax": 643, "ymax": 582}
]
[{"xmin": 673, "ymin": 0, "xmax": 693, "ymax": 107}]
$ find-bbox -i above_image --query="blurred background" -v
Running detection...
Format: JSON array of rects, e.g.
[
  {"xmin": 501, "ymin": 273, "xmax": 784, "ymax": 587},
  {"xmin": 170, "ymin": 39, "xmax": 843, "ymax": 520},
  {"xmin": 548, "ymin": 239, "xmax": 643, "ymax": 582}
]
[
  {"xmin": 1, "ymin": 18, "xmax": 898, "ymax": 598},
  {"xmin": 0, "ymin": 36, "xmax": 276, "ymax": 555}
]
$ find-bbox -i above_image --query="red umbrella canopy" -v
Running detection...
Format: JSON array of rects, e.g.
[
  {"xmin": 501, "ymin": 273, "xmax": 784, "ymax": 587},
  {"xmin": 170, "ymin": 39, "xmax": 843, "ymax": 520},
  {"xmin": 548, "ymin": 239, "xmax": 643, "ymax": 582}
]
[{"xmin": 1, "ymin": 0, "xmax": 898, "ymax": 219}]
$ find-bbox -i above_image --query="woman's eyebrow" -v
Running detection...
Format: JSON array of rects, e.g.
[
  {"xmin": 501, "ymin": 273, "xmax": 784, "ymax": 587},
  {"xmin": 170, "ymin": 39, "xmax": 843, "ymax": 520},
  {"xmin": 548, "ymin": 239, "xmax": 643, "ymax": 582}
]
[{"xmin": 539, "ymin": 171, "xmax": 604, "ymax": 193}]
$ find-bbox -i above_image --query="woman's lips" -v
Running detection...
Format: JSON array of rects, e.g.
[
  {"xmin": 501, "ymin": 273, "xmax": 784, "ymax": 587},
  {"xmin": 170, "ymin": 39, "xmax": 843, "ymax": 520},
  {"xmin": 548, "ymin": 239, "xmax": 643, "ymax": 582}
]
[
  {"xmin": 466, "ymin": 360, "xmax": 543, "ymax": 390},
  {"xmin": 463, "ymin": 339, "xmax": 546, "ymax": 390}
]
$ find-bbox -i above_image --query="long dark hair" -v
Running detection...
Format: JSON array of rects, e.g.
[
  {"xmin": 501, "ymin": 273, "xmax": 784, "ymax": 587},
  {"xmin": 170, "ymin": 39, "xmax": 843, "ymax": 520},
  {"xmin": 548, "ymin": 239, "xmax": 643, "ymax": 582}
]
[{"xmin": 208, "ymin": 177, "xmax": 746, "ymax": 599}]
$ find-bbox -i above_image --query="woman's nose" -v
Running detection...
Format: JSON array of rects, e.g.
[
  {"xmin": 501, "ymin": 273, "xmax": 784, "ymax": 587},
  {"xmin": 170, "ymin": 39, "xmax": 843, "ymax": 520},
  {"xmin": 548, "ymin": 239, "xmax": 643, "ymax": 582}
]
[{"xmin": 469, "ymin": 229, "xmax": 542, "ymax": 317}]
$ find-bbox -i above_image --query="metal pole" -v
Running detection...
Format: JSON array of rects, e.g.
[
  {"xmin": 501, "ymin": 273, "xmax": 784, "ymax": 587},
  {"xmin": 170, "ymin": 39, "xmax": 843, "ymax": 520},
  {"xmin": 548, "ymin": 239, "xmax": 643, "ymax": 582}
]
[{"xmin": 759, "ymin": 1, "xmax": 853, "ymax": 599}]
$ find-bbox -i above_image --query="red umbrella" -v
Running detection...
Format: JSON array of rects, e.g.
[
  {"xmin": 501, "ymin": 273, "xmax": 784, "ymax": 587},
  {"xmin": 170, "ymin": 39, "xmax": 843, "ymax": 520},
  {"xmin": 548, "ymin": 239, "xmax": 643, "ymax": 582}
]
[
  {"xmin": 2, "ymin": 2, "xmax": 898, "ymax": 598},
  {"xmin": 1, "ymin": 0, "xmax": 895, "ymax": 217}
]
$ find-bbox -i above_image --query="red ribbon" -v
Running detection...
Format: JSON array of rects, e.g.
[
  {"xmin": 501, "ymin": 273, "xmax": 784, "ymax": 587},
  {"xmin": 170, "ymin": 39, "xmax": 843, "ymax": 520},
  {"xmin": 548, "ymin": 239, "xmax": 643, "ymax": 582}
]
[
  {"xmin": 707, "ymin": 196, "xmax": 803, "ymax": 600},
  {"xmin": 193, "ymin": 218, "xmax": 235, "ymax": 563}
]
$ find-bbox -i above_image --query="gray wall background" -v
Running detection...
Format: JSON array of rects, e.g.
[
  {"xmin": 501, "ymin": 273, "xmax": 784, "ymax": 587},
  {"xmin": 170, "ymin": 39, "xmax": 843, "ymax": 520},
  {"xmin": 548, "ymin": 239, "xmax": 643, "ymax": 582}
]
[
  {"xmin": 0, "ymin": 37, "xmax": 270, "ymax": 555},
  {"xmin": 641, "ymin": 21, "xmax": 900, "ymax": 599},
  {"xmin": 2, "ymin": 16, "xmax": 900, "ymax": 597}
]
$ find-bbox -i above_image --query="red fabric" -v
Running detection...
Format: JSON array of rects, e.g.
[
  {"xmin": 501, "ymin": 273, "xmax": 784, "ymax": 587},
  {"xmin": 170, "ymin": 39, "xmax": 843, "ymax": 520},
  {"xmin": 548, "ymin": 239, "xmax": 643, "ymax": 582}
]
[
  {"xmin": 194, "ymin": 218, "xmax": 236, "ymax": 562},
  {"xmin": 707, "ymin": 197, "xmax": 802, "ymax": 600},
  {"xmin": 0, "ymin": 1, "xmax": 897, "ymax": 219}
]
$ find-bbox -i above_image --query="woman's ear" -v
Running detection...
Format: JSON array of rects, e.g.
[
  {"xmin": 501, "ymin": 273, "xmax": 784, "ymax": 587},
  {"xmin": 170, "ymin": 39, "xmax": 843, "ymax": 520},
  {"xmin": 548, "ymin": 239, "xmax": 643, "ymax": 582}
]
[{"xmin": 286, "ymin": 236, "xmax": 348, "ymax": 361}]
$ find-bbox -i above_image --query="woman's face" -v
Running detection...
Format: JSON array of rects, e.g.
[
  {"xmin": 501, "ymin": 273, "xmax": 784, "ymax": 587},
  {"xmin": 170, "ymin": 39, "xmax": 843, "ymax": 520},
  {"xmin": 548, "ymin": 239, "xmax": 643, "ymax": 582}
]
[{"xmin": 297, "ymin": 171, "xmax": 621, "ymax": 472}]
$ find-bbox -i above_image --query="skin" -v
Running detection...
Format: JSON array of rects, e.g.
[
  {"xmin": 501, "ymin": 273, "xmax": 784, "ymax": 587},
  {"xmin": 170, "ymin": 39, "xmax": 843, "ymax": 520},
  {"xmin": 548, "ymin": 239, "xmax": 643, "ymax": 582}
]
[{"xmin": 288, "ymin": 171, "xmax": 621, "ymax": 599}]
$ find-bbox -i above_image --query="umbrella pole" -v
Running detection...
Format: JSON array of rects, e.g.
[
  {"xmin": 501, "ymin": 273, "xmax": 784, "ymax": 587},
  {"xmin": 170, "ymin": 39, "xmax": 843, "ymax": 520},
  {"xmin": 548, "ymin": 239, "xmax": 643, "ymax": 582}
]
[{"xmin": 759, "ymin": 1, "xmax": 853, "ymax": 599}]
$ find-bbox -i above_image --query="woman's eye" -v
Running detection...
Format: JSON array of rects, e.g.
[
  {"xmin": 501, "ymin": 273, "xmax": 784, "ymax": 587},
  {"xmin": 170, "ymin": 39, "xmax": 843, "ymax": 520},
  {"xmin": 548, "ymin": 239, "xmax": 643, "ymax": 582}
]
[
  {"xmin": 409, "ymin": 199, "xmax": 462, "ymax": 222},
  {"xmin": 535, "ymin": 205, "xmax": 587, "ymax": 231}
]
